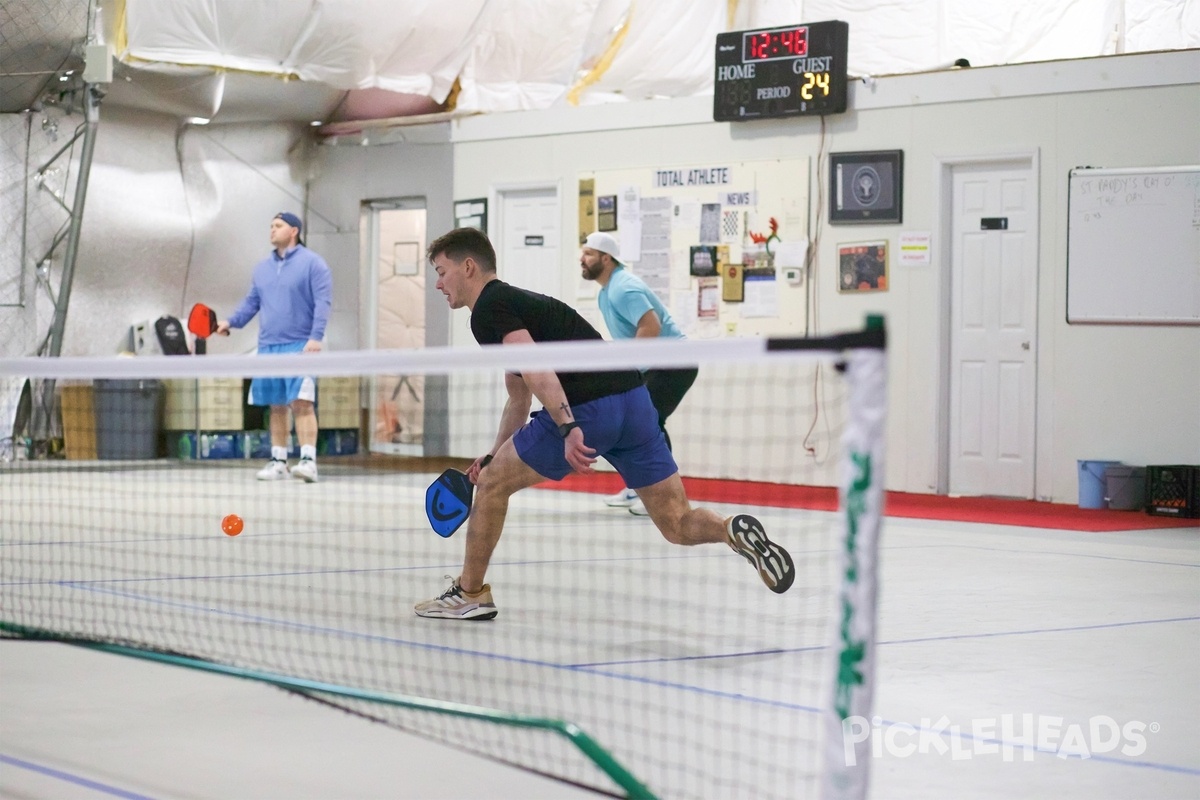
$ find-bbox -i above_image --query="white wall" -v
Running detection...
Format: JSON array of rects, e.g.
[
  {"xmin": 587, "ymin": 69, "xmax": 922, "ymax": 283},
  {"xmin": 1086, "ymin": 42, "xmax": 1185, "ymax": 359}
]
[
  {"xmin": 4, "ymin": 106, "xmax": 315, "ymax": 358},
  {"xmin": 446, "ymin": 51, "xmax": 1200, "ymax": 502},
  {"xmin": 305, "ymin": 127, "xmax": 455, "ymax": 349},
  {"xmin": 304, "ymin": 130, "xmax": 456, "ymax": 454}
]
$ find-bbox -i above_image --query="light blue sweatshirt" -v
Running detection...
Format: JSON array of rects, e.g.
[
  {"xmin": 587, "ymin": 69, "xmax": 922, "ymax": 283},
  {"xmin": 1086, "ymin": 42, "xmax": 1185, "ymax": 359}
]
[{"xmin": 228, "ymin": 245, "xmax": 332, "ymax": 347}]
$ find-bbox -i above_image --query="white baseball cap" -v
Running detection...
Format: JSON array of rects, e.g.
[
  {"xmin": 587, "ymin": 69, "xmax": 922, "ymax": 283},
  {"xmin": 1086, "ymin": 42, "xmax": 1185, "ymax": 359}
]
[{"xmin": 583, "ymin": 231, "xmax": 621, "ymax": 263}]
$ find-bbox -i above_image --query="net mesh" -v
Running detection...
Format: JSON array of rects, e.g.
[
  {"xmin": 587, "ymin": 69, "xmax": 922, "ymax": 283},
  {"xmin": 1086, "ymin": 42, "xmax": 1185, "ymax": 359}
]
[{"xmin": 0, "ymin": 332, "xmax": 884, "ymax": 799}]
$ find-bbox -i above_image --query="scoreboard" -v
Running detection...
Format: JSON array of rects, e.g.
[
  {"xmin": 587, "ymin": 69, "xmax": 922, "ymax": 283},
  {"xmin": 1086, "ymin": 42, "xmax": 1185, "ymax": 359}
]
[{"xmin": 713, "ymin": 20, "xmax": 849, "ymax": 122}]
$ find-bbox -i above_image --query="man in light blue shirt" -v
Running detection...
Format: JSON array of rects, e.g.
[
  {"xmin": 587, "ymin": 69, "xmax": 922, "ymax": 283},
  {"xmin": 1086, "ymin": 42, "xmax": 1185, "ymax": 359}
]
[
  {"xmin": 581, "ymin": 231, "xmax": 698, "ymax": 516},
  {"xmin": 217, "ymin": 212, "xmax": 332, "ymax": 483}
]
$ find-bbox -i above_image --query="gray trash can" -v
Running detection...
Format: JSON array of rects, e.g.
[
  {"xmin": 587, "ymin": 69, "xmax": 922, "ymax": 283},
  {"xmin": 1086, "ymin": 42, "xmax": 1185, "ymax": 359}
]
[
  {"xmin": 94, "ymin": 379, "xmax": 163, "ymax": 459},
  {"xmin": 1104, "ymin": 465, "xmax": 1146, "ymax": 511}
]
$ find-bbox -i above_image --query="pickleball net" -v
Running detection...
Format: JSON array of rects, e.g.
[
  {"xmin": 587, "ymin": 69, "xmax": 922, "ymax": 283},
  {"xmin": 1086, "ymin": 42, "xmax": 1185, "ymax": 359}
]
[{"xmin": 0, "ymin": 317, "xmax": 885, "ymax": 800}]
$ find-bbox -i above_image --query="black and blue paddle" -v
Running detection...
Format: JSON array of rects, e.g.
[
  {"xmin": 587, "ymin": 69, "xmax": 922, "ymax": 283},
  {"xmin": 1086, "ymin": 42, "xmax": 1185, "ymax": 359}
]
[{"xmin": 424, "ymin": 469, "xmax": 474, "ymax": 538}]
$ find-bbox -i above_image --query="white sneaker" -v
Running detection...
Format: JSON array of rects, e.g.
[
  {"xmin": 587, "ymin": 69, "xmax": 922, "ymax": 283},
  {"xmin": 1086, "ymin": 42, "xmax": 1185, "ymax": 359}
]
[
  {"xmin": 604, "ymin": 488, "xmax": 638, "ymax": 508},
  {"xmin": 415, "ymin": 576, "xmax": 497, "ymax": 621},
  {"xmin": 628, "ymin": 498, "xmax": 650, "ymax": 516},
  {"xmin": 290, "ymin": 457, "xmax": 318, "ymax": 483},
  {"xmin": 256, "ymin": 459, "xmax": 289, "ymax": 481}
]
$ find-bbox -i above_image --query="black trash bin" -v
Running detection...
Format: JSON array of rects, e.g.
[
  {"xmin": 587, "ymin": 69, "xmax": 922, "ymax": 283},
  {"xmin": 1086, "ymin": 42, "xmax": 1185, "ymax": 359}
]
[{"xmin": 94, "ymin": 379, "xmax": 163, "ymax": 459}]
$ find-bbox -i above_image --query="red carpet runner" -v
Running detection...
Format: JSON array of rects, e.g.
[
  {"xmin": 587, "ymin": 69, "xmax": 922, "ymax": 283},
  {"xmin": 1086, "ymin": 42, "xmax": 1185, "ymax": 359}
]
[{"xmin": 536, "ymin": 473, "xmax": 1198, "ymax": 532}]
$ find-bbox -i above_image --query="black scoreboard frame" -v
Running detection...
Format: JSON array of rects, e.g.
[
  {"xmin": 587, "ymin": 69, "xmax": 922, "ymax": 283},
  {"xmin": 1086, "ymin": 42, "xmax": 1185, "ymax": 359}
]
[{"xmin": 713, "ymin": 20, "xmax": 849, "ymax": 122}]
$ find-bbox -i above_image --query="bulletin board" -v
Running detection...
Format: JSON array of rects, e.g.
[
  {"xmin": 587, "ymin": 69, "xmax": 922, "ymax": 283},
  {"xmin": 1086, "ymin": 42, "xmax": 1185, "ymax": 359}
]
[{"xmin": 578, "ymin": 158, "xmax": 810, "ymax": 337}]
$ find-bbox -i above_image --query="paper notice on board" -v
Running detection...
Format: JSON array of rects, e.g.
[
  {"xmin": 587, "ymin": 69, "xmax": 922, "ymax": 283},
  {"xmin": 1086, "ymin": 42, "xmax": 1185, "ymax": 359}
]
[
  {"xmin": 899, "ymin": 231, "xmax": 932, "ymax": 265},
  {"xmin": 773, "ymin": 239, "xmax": 809, "ymax": 268},
  {"xmin": 617, "ymin": 185, "xmax": 642, "ymax": 260},
  {"xmin": 697, "ymin": 277, "xmax": 719, "ymax": 319},
  {"xmin": 742, "ymin": 275, "xmax": 779, "ymax": 318},
  {"xmin": 637, "ymin": 197, "xmax": 673, "ymax": 299},
  {"xmin": 700, "ymin": 203, "xmax": 722, "ymax": 244},
  {"xmin": 673, "ymin": 289, "xmax": 697, "ymax": 331},
  {"xmin": 673, "ymin": 200, "xmax": 702, "ymax": 237},
  {"xmin": 619, "ymin": 220, "xmax": 642, "ymax": 261}
]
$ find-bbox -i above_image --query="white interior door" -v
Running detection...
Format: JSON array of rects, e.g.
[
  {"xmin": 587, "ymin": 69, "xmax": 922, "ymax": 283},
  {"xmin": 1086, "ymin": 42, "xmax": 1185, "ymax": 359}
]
[
  {"xmin": 500, "ymin": 189, "xmax": 560, "ymax": 299},
  {"xmin": 949, "ymin": 161, "xmax": 1038, "ymax": 498},
  {"xmin": 365, "ymin": 200, "xmax": 426, "ymax": 457},
  {"xmin": 459, "ymin": 187, "xmax": 562, "ymax": 456}
]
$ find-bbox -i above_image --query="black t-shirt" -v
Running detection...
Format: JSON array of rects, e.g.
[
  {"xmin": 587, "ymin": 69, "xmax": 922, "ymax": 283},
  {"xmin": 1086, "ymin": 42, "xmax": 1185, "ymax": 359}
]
[{"xmin": 470, "ymin": 279, "xmax": 642, "ymax": 406}]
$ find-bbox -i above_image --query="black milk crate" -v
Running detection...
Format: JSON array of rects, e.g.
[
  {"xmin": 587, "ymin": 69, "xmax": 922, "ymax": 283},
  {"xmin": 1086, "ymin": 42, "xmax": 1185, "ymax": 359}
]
[{"xmin": 1145, "ymin": 465, "xmax": 1200, "ymax": 518}]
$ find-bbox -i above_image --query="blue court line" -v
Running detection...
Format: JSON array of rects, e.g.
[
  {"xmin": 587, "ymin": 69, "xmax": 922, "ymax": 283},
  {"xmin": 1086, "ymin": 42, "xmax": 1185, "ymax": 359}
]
[
  {"xmin": 40, "ymin": 583, "xmax": 1200, "ymax": 778},
  {"xmin": 879, "ymin": 615, "xmax": 1200, "ymax": 647},
  {"xmin": 0, "ymin": 525, "xmax": 426, "ymax": 548},
  {"xmin": 572, "ymin": 615, "xmax": 1200, "ymax": 668},
  {"xmin": 60, "ymin": 581, "xmax": 814, "ymax": 715},
  {"xmin": 0, "ymin": 549, "xmax": 732, "ymax": 588},
  {"xmin": 0, "ymin": 753, "xmax": 157, "ymax": 799}
]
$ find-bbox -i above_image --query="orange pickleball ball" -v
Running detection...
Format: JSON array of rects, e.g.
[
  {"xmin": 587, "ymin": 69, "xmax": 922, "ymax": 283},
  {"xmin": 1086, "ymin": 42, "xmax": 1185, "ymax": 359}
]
[{"xmin": 221, "ymin": 514, "xmax": 244, "ymax": 537}]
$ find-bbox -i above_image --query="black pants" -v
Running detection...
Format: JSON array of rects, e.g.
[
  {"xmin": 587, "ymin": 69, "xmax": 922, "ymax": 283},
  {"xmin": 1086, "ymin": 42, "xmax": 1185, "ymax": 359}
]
[{"xmin": 642, "ymin": 367, "xmax": 699, "ymax": 452}]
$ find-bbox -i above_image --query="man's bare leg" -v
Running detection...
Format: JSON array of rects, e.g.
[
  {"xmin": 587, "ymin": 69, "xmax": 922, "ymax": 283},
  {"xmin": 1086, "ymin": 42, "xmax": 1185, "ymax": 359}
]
[{"xmin": 459, "ymin": 438, "xmax": 544, "ymax": 593}]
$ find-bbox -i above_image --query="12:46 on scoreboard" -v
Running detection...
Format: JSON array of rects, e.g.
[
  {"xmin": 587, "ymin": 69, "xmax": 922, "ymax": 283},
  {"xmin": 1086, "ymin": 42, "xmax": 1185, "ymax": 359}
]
[{"xmin": 713, "ymin": 20, "xmax": 849, "ymax": 122}]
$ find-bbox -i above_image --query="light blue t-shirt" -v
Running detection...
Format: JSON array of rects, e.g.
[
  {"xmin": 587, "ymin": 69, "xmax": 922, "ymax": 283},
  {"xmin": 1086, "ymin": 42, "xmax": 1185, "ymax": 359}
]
[{"xmin": 598, "ymin": 266, "xmax": 684, "ymax": 341}]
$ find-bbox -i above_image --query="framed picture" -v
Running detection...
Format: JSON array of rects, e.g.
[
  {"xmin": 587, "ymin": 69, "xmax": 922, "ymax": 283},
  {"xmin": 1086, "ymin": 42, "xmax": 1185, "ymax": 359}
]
[
  {"xmin": 597, "ymin": 195, "xmax": 618, "ymax": 232},
  {"xmin": 689, "ymin": 245, "xmax": 718, "ymax": 276},
  {"xmin": 838, "ymin": 241, "xmax": 889, "ymax": 292},
  {"xmin": 454, "ymin": 197, "xmax": 488, "ymax": 232},
  {"xmin": 829, "ymin": 150, "xmax": 903, "ymax": 224}
]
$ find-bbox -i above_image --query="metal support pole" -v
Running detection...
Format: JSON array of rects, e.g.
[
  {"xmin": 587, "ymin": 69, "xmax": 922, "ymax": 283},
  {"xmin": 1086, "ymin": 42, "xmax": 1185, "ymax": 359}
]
[{"xmin": 46, "ymin": 84, "xmax": 101, "ymax": 358}]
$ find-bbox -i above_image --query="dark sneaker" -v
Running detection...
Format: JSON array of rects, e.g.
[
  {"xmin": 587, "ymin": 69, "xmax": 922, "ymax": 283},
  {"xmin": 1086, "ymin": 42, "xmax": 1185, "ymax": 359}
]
[{"xmin": 726, "ymin": 514, "xmax": 795, "ymax": 594}]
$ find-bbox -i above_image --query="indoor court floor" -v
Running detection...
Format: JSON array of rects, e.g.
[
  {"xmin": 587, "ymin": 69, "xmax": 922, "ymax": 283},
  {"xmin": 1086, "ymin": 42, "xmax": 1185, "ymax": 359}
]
[{"xmin": 1, "ymin": 464, "xmax": 1197, "ymax": 800}]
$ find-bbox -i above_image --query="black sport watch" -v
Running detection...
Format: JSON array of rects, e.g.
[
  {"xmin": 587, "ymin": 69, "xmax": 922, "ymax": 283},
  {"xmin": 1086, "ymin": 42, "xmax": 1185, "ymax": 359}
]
[{"xmin": 557, "ymin": 421, "xmax": 581, "ymax": 439}]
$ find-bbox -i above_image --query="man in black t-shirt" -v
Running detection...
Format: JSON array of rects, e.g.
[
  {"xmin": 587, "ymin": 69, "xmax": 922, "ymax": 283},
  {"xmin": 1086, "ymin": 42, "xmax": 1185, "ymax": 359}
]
[{"xmin": 414, "ymin": 228, "xmax": 794, "ymax": 621}]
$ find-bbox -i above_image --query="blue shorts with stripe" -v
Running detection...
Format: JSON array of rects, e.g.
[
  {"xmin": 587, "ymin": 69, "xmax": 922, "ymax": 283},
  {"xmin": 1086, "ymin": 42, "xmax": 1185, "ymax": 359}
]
[
  {"xmin": 247, "ymin": 341, "xmax": 316, "ymax": 406},
  {"xmin": 513, "ymin": 386, "xmax": 677, "ymax": 489}
]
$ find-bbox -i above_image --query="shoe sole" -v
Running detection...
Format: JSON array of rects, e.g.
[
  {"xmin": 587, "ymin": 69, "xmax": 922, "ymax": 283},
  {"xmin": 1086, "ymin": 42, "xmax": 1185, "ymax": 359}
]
[
  {"xmin": 728, "ymin": 514, "xmax": 795, "ymax": 594},
  {"xmin": 415, "ymin": 606, "xmax": 498, "ymax": 621},
  {"xmin": 291, "ymin": 471, "xmax": 318, "ymax": 483},
  {"xmin": 256, "ymin": 473, "xmax": 288, "ymax": 481},
  {"xmin": 605, "ymin": 498, "xmax": 637, "ymax": 508}
]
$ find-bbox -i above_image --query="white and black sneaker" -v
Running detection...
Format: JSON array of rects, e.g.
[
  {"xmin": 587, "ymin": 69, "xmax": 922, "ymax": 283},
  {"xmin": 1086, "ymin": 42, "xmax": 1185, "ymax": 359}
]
[
  {"xmin": 256, "ymin": 459, "xmax": 289, "ymax": 481},
  {"xmin": 290, "ymin": 457, "xmax": 318, "ymax": 483},
  {"xmin": 414, "ymin": 577, "xmax": 498, "ymax": 620},
  {"xmin": 726, "ymin": 514, "xmax": 795, "ymax": 594}
]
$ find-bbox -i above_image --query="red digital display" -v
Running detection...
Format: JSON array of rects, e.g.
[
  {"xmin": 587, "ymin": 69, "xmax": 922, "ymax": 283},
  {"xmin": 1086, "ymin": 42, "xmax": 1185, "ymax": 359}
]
[{"xmin": 742, "ymin": 26, "xmax": 808, "ymax": 62}]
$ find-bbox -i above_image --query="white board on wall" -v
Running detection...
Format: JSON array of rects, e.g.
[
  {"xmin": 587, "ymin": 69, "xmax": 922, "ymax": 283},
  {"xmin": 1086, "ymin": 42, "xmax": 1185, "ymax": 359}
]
[{"xmin": 1066, "ymin": 166, "xmax": 1200, "ymax": 325}]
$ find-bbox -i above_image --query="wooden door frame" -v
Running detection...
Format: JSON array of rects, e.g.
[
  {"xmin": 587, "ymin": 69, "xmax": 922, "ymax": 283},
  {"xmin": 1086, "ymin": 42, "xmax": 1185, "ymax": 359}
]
[{"xmin": 932, "ymin": 150, "xmax": 1041, "ymax": 496}]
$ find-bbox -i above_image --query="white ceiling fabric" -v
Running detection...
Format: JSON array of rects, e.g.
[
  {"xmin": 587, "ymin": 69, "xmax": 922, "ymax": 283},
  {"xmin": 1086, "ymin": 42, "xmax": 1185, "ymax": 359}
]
[{"xmin": 120, "ymin": 0, "xmax": 1199, "ymax": 116}]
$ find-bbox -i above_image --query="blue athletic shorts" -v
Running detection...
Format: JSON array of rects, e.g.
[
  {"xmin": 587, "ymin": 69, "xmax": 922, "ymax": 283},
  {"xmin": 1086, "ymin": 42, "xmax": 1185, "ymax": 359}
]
[
  {"xmin": 513, "ymin": 386, "xmax": 677, "ymax": 489},
  {"xmin": 247, "ymin": 341, "xmax": 316, "ymax": 406}
]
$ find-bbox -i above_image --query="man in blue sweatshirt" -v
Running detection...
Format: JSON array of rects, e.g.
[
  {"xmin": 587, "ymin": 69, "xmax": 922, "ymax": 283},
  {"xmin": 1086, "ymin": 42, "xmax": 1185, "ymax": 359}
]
[{"xmin": 217, "ymin": 212, "xmax": 332, "ymax": 482}]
